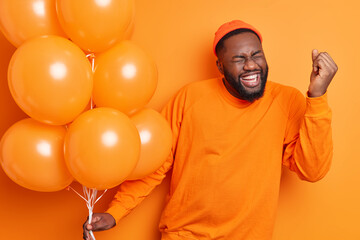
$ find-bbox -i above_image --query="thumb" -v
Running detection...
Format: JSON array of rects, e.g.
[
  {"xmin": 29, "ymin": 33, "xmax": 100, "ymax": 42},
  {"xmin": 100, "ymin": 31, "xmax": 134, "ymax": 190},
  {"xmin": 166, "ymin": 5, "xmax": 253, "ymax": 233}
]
[
  {"xmin": 86, "ymin": 223, "xmax": 93, "ymax": 231},
  {"xmin": 312, "ymin": 49, "xmax": 320, "ymax": 72},
  {"xmin": 312, "ymin": 49, "xmax": 319, "ymax": 62},
  {"xmin": 86, "ymin": 216, "xmax": 101, "ymax": 231}
]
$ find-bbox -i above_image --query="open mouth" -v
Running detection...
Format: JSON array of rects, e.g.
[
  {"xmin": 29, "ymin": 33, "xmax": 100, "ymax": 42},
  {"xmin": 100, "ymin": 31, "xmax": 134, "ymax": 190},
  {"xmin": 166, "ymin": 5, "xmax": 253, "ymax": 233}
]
[{"xmin": 240, "ymin": 73, "xmax": 261, "ymax": 88}]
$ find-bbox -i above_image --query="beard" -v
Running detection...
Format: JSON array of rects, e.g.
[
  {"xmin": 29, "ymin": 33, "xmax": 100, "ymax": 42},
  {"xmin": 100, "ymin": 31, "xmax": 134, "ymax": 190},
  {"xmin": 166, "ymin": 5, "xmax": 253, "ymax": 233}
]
[{"xmin": 223, "ymin": 65, "xmax": 268, "ymax": 102}]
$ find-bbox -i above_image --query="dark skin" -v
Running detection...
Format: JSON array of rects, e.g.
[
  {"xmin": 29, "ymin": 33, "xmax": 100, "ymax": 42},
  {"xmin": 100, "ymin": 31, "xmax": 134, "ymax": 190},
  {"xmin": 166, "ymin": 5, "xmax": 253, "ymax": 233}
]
[
  {"xmin": 216, "ymin": 31, "xmax": 338, "ymax": 99},
  {"xmin": 308, "ymin": 49, "xmax": 338, "ymax": 97},
  {"xmin": 82, "ymin": 213, "xmax": 115, "ymax": 240},
  {"xmin": 216, "ymin": 32, "xmax": 268, "ymax": 100},
  {"xmin": 82, "ymin": 31, "xmax": 338, "ymax": 240}
]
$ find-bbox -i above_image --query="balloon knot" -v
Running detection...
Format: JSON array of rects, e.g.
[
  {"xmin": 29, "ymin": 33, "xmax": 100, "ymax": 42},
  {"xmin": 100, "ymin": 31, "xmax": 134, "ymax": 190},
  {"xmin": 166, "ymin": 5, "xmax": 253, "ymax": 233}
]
[
  {"xmin": 86, "ymin": 53, "xmax": 95, "ymax": 59},
  {"xmin": 86, "ymin": 53, "xmax": 96, "ymax": 72}
]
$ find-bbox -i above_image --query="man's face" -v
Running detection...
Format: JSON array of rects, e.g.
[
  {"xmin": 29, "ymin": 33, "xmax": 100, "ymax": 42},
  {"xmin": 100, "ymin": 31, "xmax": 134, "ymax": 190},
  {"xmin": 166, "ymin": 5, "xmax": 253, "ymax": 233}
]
[{"xmin": 217, "ymin": 32, "xmax": 268, "ymax": 102}]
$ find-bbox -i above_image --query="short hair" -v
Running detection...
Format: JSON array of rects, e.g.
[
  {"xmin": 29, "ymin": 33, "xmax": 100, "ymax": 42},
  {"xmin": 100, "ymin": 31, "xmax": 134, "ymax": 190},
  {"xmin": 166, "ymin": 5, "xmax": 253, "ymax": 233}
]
[{"xmin": 215, "ymin": 29, "xmax": 261, "ymax": 57}]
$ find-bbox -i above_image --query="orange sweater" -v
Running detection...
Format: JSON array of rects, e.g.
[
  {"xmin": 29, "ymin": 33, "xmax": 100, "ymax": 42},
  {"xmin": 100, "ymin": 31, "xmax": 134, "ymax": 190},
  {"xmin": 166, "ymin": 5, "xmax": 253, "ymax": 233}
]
[{"xmin": 106, "ymin": 78, "xmax": 332, "ymax": 239}]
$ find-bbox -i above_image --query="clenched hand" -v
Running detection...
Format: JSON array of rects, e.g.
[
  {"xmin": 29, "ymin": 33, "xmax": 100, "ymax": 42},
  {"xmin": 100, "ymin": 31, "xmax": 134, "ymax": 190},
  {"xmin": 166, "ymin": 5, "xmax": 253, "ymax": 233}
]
[
  {"xmin": 308, "ymin": 49, "xmax": 338, "ymax": 97},
  {"xmin": 83, "ymin": 213, "xmax": 116, "ymax": 240}
]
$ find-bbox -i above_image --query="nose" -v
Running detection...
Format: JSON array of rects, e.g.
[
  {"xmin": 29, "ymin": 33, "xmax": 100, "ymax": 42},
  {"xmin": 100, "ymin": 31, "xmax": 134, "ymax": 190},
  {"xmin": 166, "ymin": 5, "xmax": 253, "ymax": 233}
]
[{"xmin": 243, "ymin": 58, "xmax": 257, "ymax": 71}]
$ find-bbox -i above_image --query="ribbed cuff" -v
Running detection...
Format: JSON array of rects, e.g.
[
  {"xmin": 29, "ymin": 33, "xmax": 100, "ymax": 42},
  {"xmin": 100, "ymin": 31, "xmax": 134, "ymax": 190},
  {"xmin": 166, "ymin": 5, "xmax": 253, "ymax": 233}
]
[
  {"xmin": 305, "ymin": 91, "xmax": 330, "ymax": 117},
  {"xmin": 105, "ymin": 205, "xmax": 130, "ymax": 224}
]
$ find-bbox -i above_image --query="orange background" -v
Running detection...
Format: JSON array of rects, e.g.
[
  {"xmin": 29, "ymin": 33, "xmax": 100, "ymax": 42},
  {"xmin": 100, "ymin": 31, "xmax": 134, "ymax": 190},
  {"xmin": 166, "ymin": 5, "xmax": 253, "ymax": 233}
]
[{"xmin": 1, "ymin": 0, "xmax": 359, "ymax": 239}]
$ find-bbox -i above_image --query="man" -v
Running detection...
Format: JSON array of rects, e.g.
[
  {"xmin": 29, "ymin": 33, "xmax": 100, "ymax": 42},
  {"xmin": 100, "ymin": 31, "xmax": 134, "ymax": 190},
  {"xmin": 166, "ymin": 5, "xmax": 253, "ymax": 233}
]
[{"xmin": 83, "ymin": 20, "xmax": 337, "ymax": 239}]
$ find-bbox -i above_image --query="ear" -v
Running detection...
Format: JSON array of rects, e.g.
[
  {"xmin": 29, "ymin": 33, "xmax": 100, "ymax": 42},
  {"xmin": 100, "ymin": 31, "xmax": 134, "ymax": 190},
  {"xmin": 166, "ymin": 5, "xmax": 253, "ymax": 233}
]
[{"xmin": 216, "ymin": 59, "xmax": 224, "ymax": 75}]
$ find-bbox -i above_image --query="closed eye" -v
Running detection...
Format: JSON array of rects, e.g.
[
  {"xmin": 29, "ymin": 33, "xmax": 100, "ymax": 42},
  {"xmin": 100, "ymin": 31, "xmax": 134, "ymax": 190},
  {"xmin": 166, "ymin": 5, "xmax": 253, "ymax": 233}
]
[
  {"xmin": 252, "ymin": 50, "xmax": 263, "ymax": 58},
  {"xmin": 232, "ymin": 55, "xmax": 246, "ymax": 63}
]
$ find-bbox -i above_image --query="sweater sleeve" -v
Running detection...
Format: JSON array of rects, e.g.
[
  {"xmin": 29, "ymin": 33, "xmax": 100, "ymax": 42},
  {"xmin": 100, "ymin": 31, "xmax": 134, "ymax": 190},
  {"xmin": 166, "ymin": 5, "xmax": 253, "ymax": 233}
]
[
  {"xmin": 282, "ymin": 91, "xmax": 333, "ymax": 182},
  {"xmin": 105, "ymin": 88, "xmax": 185, "ymax": 223}
]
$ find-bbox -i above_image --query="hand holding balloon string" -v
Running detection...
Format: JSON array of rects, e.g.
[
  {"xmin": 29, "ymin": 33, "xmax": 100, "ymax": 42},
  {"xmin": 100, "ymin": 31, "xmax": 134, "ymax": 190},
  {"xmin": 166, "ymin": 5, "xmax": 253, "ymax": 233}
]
[{"xmin": 67, "ymin": 186, "xmax": 107, "ymax": 240}]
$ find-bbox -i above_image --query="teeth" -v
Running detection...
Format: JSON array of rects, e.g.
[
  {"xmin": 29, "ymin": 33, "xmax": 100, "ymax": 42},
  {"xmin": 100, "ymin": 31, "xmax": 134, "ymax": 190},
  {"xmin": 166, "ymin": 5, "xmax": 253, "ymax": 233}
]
[{"xmin": 241, "ymin": 74, "xmax": 258, "ymax": 82}]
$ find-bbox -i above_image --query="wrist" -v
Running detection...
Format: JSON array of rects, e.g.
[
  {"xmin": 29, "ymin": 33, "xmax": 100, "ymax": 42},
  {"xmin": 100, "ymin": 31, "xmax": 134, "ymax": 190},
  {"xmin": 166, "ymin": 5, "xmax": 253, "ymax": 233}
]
[
  {"xmin": 307, "ymin": 87, "xmax": 326, "ymax": 98},
  {"xmin": 308, "ymin": 91, "xmax": 324, "ymax": 98}
]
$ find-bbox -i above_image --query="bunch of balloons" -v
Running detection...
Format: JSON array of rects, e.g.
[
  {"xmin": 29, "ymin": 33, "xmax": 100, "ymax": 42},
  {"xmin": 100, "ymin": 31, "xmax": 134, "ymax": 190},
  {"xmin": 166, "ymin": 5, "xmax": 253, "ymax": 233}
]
[{"xmin": 0, "ymin": 0, "xmax": 173, "ymax": 193}]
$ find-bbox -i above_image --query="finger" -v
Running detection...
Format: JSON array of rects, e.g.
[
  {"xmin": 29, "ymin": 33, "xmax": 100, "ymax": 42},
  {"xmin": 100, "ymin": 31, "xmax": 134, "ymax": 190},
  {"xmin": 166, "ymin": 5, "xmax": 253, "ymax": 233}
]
[
  {"xmin": 321, "ymin": 52, "xmax": 338, "ymax": 70},
  {"xmin": 83, "ymin": 216, "xmax": 89, "ymax": 228},
  {"xmin": 83, "ymin": 229, "xmax": 90, "ymax": 240},
  {"xmin": 315, "ymin": 53, "xmax": 336, "ymax": 76},
  {"xmin": 312, "ymin": 64, "xmax": 318, "ymax": 73},
  {"xmin": 86, "ymin": 215, "xmax": 100, "ymax": 232},
  {"xmin": 313, "ymin": 52, "xmax": 332, "ymax": 69},
  {"xmin": 315, "ymin": 57, "xmax": 330, "ymax": 72},
  {"xmin": 83, "ymin": 216, "xmax": 92, "ymax": 240},
  {"xmin": 316, "ymin": 52, "xmax": 337, "ymax": 71},
  {"xmin": 312, "ymin": 60, "xmax": 320, "ymax": 73},
  {"xmin": 86, "ymin": 223, "xmax": 93, "ymax": 231},
  {"xmin": 83, "ymin": 224, "xmax": 91, "ymax": 240},
  {"xmin": 312, "ymin": 50, "xmax": 321, "ymax": 72},
  {"xmin": 91, "ymin": 216, "xmax": 101, "ymax": 223},
  {"xmin": 312, "ymin": 49, "xmax": 319, "ymax": 62},
  {"xmin": 83, "ymin": 221, "xmax": 90, "ymax": 232},
  {"xmin": 316, "ymin": 52, "xmax": 333, "ymax": 67},
  {"xmin": 314, "ymin": 58, "xmax": 330, "ymax": 75},
  {"xmin": 90, "ymin": 221, "xmax": 102, "ymax": 232}
]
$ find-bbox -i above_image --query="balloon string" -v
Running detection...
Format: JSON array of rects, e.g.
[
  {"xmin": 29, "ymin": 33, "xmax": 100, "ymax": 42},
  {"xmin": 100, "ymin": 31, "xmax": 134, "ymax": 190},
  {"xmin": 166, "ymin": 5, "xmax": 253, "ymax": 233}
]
[
  {"xmin": 67, "ymin": 186, "xmax": 108, "ymax": 240},
  {"xmin": 86, "ymin": 53, "xmax": 96, "ymax": 72},
  {"xmin": 86, "ymin": 53, "xmax": 95, "ymax": 110},
  {"xmin": 90, "ymin": 97, "xmax": 94, "ymax": 110}
]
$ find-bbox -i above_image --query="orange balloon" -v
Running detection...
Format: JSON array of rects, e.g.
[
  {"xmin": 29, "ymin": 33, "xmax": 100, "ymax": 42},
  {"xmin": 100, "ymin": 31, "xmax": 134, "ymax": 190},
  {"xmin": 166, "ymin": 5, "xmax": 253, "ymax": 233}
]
[
  {"xmin": 93, "ymin": 41, "xmax": 158, "ymax": 115},
  {"xmin": 123, "ymin": 8, "xmax": 135, "ymax": 40},
  {"xmin": 8, "ymin": 35, "xmax": 93, "ymax": 125},
  {"xmin": 0, "ymin": 0, "xmax": 66, "ymax": 47},
  {"xmin": 127, "ymin": 108, "xmax": 172, "ymax": 180},
  {"xmin": 0, "ymin": 118, "xmax": 73, "ymax": 192},
  {"xmin": 56, "ymin": 0, "xmax": 134, "ymax": 53},
  {"xmin": 64, "ymin": 108, "xmax": 141, "ymax": 190}
]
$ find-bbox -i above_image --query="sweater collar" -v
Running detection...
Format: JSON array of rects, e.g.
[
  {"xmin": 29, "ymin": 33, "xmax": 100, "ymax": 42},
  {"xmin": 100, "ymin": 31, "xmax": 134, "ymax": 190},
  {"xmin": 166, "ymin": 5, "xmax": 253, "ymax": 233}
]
[{"xmin": 217, "ymin": 77, "xmax": 258, "ymax": 108}]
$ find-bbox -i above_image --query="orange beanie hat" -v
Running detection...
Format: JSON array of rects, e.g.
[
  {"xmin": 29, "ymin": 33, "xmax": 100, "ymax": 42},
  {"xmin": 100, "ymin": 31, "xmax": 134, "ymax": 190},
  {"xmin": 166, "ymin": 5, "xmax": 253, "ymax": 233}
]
[{"xmin": 213, "ymin": 20, "xmax": 262, "ymax": 56}]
